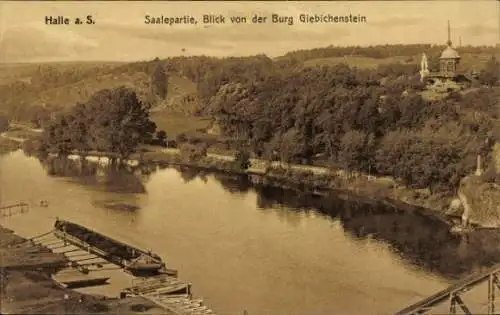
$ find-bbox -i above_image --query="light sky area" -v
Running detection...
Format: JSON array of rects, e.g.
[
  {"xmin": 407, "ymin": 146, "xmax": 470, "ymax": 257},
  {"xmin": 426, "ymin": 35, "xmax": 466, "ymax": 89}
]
[{"xmin": 0, "ymin": 1, "xmax": 498, "ymax": 62}]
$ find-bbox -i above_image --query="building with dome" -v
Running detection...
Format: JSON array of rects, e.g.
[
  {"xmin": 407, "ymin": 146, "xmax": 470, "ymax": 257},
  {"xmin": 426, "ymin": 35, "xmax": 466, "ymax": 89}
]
[{"xmin": 420, "ymin": 21, "xmax": 475, "ymax": 92}]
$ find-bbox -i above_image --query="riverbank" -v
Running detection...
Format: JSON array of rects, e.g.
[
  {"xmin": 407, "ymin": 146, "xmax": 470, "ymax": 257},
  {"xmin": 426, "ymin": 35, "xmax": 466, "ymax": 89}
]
[
  {"xmin": 0, "ymin": 224, "xmax": 172, "ymax": 314},
  {"xmin": 54, "ymin": 148, "xmax": 456, "ymax": 226},
  {"xmin": 11, "ymin": 135, "xmax": 458, "ymax": 226},
  {"xmin": 137, "ymin": 150, "xmax": 456, "ymax": 222}
]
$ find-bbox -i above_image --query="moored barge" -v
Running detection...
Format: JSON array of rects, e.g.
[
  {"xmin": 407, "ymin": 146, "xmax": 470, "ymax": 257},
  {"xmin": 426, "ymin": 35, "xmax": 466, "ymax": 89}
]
[{"xmin": 54, "ymin": 219, "xmax": 177, "ymax": 277}]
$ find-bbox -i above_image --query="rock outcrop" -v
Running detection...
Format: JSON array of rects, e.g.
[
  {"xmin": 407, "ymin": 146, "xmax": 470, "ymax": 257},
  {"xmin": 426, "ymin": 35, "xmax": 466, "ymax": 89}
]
[{"xmin": 456, "ymin": 175, "xmax": 500, "ymax": 228}]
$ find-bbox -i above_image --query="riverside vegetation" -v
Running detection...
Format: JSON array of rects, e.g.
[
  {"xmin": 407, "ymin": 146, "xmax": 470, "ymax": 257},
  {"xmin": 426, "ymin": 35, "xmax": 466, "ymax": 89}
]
[{"xmin": 1, "ymin": 44, "xmax": 499, "ymax": 225}]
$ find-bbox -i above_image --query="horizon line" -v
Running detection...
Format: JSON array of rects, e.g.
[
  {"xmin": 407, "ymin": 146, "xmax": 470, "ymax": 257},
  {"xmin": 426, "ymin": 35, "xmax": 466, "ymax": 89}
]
[{"xmin": 1, "ymin": 42, "xmax": 498, "ymax": 65}]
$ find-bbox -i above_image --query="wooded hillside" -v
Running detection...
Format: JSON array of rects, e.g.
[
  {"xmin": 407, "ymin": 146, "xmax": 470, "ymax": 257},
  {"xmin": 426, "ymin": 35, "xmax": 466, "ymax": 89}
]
[{"xmin": 0, "ymin": 44, "xmax": 498, "ymax": 194}]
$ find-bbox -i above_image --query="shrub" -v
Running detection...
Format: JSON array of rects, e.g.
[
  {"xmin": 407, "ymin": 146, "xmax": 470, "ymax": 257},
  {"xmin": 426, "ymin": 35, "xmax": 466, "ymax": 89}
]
[
  {"xmin": 0, "ymin": 115, "xmax": 9, "ymax": 132},
  {"xmin": 234, "ymin": 150, "xmax": 251, "ymax": 170},
  {"xmin": 179, "ymin": 143, "xmax": 208, "ymax": 162}
]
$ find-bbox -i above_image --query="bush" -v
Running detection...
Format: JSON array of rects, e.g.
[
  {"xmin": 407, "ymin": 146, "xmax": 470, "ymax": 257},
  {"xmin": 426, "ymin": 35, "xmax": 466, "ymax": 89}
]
[
  {"xmin": 0, "ymin": 115, "xmax": 9, "ymax": 132},
  {"xmin": 234, "ymin": 150, "xmax": 251, "ymax": 170},
  {"xmin": 179, "ymin": 143, "xmax": 208, "ymax": 162},
  {"xmin": 176, "ymin": 132, "xmax": 188, "ymax": 144}
]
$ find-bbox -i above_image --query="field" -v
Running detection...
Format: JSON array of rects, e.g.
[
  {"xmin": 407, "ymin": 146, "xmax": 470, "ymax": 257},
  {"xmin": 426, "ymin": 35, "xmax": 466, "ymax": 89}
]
[
  {"xmin": 303, "ymin": 55, "xmax": 414, "ymax": 69},
  {"xmin": 302, "ymin": 53, "xmax": 499, "ymax": 71},
  {"xmin": 150, "ymin": 112, "xmax": 212, "ymax": 138}
]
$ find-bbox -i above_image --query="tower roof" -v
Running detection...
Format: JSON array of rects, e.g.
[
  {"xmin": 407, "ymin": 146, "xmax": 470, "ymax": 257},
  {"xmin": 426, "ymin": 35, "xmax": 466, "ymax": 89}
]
[
  {"xmin": 440, "ymin": 46, "xmax": 460, "ymax": 59},
  {"xmin": 440, "ymin": 20, "xmax": 460, "ymax": 59}
]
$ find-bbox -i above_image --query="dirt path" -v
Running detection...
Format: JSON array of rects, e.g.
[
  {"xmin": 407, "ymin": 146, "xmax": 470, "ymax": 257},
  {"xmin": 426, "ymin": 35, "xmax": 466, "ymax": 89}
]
[{"xmin": 0, "ymin": 132, "xmax": 25, "ymax": 143}]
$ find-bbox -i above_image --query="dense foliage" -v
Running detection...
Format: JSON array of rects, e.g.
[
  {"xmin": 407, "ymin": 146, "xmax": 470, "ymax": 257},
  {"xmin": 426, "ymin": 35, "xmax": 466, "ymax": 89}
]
[
  {"xmin": 40, "ymin": 87, "xmax": 156, "ymax": 159},
  {"xmin": 0, "ymin": 44, "xmax": 498, "ymax": 194},
  {"xmin": 207, "ymin": 63, "xmax": 498, "ymax": 193},
  {"xmin": 151, "ymin": 62, "xmax": 168, "ymax": 100},
  {"xmin": 278, "ymin": 44, "xmax": 499, "ymax": 64}
]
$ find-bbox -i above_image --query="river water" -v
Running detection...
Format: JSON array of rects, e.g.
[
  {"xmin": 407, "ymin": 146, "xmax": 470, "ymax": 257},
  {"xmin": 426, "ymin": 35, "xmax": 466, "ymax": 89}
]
[{"xmin": 2, "ymin": 150, "xmax": 500, "ymax": 315}]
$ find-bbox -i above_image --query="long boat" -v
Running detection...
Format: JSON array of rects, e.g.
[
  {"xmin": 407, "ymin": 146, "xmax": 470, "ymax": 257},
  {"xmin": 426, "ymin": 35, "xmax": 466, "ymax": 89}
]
[{"xmin": 53, "ymin": 219, "xmax": 177, "ymax": 277}]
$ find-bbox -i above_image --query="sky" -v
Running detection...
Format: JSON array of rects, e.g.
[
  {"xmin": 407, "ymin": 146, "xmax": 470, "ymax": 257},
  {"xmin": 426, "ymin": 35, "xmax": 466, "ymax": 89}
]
[{"xmin": 0, "ymin": 1, "xmax": 498, "ymax": 63}]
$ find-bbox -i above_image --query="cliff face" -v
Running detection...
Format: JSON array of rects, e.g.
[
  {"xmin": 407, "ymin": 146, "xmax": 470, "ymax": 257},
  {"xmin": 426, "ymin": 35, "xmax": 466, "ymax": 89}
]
[{"xmin": 459, "ymin": 175, "xmax": 500, "ymax": 227}]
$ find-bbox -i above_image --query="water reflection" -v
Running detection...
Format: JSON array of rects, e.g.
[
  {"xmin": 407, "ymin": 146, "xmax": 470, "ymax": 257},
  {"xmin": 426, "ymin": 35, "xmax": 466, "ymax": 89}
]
[
  {"xmin": 36, "ymin": 155, "xmax": 500, "ymax": 280},
  {"xmin": 175, "ymin": 165, "xmax": 209, "ymax": 184},
  {"xmin": 258, "ymin": 185, "xmax": 500, "ymax": 280},
  {"xmin": 41, "ymin": 156, "xmax": 146, "ymax": 194},
  {"xmin": 168, "ymin": 164, "xmax": 500, "ymax": 281},
  {"xmin": 212, "ymin": 172, "xmax": 252, "ymax": 194}
]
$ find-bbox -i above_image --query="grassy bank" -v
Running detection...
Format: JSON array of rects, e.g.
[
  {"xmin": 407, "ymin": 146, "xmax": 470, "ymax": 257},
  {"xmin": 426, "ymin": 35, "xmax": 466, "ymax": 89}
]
[{"xmin": 0, "ymin": 225, "xmax": 171, "ymax": 314}]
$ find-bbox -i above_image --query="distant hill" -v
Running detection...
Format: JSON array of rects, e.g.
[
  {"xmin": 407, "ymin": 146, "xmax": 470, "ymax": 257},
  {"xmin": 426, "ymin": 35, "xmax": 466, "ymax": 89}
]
[
  {"xmin": 300, "ymin": 52, "xmax": 498, "ymax": 72},
  {"xmin": 0, "ymin": 43, "xmax": 497, "ymax": 121},
  {"xmin": 0, "ymin": 61, "xmax": 124, "ymax": 85},
  {"xmin": 0, "ymin": 61, "xmax": 200, "ymax": 117},
  {"xmin": 153, "ymin": 74, "xmax": 199, "ymax": 115},
  {"xmin": 302, "ymin": 55, "xmax": 414, "ymax": 69}
]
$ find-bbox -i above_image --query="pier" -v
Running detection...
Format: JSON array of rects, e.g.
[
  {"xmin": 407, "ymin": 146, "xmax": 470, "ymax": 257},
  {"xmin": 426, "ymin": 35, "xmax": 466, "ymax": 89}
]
[
  {"xmin": 24, "ymin": 225, "xmax": 217, "ymax": 315},
  {"xmin": 124, "ymin": 276, "xmax": 215, "ymax": 315},
  {"xmin": 0, "ymin": 202, "xmax": 29, "ymax": 217}
]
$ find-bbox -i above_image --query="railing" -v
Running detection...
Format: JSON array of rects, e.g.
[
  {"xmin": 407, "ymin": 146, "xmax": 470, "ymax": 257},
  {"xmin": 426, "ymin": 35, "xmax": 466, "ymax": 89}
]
[
  {"xmin": 0, "ymin": 202, "xmax": 29, "ymax": 217},
  {"xmin": 396, "ymin": 263, "xmax": 500, "ymax": 315}
]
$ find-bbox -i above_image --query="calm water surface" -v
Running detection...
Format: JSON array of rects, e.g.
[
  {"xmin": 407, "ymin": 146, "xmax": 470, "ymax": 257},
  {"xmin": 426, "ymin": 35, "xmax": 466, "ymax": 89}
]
[{"xmin": 2, "ymin": 150, "xmax": 500, "ymax": 315}]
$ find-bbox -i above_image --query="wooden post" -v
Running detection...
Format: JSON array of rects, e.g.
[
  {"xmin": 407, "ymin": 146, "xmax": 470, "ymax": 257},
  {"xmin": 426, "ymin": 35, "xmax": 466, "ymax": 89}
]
[
  {"xmin": 63, "ymin": 226, "xmax": 67, "ymax": 246},
  {"xmin": 449, "ymin": 293, "xmax": 456, "ymax": 315},
  {"xmin": 488, "ymin": 274, "xmax": 495, "ymax": 314}
]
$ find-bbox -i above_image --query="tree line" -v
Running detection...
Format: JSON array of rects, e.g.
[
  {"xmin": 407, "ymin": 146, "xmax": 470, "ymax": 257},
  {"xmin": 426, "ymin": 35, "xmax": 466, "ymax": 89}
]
[
  {"xmin": 2, "ymin": 44, "xmax": 499, "ymax": 193},
  {"xmin": 207, "ymin": 62, "xmax": 499, "ymax": 193},
  {"xmin": 39, "ymin": 87, "xmax": 156, "ymax": 161}
]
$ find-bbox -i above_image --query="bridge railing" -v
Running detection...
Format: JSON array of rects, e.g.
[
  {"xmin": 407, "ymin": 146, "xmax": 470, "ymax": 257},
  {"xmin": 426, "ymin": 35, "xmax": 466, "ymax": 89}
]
[{"xmin": 396, "ymin": 263, "xmax": 500, "ymax": 315}]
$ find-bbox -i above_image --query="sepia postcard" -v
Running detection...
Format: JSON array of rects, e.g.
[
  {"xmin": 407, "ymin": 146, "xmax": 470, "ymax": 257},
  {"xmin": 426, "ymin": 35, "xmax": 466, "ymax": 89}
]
[{"xmin": 0, "ymin": 1, "xmax": 499, "ymax": 315}]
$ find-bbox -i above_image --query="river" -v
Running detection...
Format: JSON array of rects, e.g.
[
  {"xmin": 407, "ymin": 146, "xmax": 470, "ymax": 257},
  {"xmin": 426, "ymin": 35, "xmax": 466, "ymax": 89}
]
[{"xmin": 2, "ymin": 150, "xmax": 500, "ymax": 315}]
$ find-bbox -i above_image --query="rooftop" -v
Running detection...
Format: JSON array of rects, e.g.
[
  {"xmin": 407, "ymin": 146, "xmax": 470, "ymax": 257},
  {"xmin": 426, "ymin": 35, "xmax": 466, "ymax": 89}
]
[{"xmin": 440, "ymin": 46, "xmax": 460, "ymax": 59}]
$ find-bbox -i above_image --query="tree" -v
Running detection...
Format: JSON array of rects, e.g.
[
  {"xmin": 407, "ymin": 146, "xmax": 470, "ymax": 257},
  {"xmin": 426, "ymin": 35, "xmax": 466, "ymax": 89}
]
[
  {"xmin": 0, "ymin": 115, "xmax": 9, "ymax": 132},
  {"xmin": 156, "ymin": 130, "xmax": 167, "ymax": 147},
  {"xmin": 234, "ymin": 150, "xmax": 251, "ymax": 171},
  {"xmin": 478, "ymin": 56, "xmax": 500, "ymax": 87},
  {"xmin": 86, "ymin": 87, "xmax": 156, "ymax": 160},
  {"xmin": 339, "ymin": 130, "xmax": 371, "ymax": 171},
  {"xmin": 180, "ymin": 142, "xmax": 207, "ymax": 162},
  {"xmin": 43, "ymin": 115, "xmax": 74, "ymax": 155},
  {"xmin": 151, "ymin": 63, "xmax": 168, "ymax": 100},
  {"xmin": 41, "ymin": 87, "xmax": 156, "ymax": 162}
]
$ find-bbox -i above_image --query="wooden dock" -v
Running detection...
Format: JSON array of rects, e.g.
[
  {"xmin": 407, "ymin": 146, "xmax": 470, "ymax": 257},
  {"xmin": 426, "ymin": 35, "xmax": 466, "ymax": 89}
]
[
  {"xmin": 0, "ymin": 202, "xmax": 29, "ymax": 217},
  {"xmin": 26, "ymin": 228, "xmax": 217, "ymax": 315},
  {"xmin": 125, "ymin": 275, "xmax": 216, "ymax": 315},
  {"xmin": 52, "ymin": 267, "xmax": 110, "ymax": 289}
]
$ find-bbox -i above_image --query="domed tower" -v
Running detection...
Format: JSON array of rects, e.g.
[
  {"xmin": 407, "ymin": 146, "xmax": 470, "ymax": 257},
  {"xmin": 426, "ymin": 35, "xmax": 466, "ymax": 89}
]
[{"xmin": 439, "ymin": 20, "xmax": 460, "ymax": 78}]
